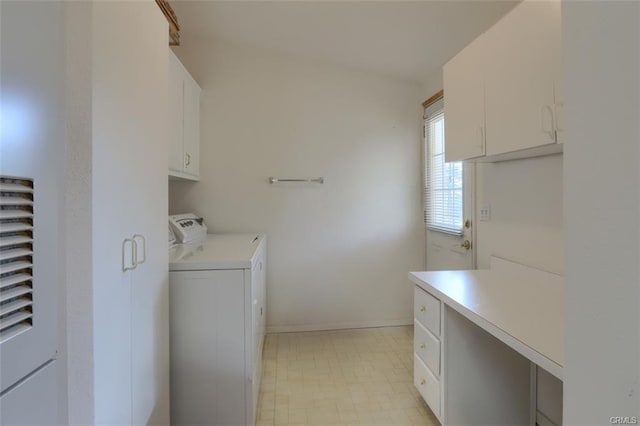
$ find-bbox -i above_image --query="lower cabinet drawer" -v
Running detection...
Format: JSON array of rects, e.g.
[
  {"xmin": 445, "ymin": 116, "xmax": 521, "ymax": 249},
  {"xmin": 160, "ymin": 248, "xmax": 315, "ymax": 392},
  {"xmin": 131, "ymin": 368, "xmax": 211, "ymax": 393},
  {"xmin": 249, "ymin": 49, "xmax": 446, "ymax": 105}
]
[
  {"xmin": 414, "ymin": 320, "xmax": 441, "ymax": 376},
  {"xmin": 414, "ymin": 353, "xmax": 441, "ymax": 419},
  {"xmin": 414, "ymin": 286, "xmax": 441, "ymax": 336}
]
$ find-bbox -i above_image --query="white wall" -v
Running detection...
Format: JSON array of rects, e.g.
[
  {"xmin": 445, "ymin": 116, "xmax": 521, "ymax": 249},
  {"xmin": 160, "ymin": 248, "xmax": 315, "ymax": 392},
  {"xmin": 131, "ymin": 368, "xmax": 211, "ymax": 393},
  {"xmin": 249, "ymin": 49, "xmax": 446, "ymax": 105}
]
[
  {"xmin": 64, "ymin": 2, "xmax": 94, "ymax": 423},
  {"xmin": 169, "ymin": 41, "xmax": 425, "ymax": 332},
  {"xmin": 563, "ymin": 2, "xmax": 640, "ymax": 423},
  {"xmin": 476, "ymin": 155, "xmax": 564, "ymax": 274}
]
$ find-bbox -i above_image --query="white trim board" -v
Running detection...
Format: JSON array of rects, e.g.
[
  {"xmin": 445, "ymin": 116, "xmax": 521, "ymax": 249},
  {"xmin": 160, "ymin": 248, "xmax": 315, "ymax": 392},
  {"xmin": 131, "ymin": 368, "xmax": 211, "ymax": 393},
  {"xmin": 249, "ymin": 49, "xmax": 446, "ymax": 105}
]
[{"xmin": 266, "ymin": 319, "xmax": 413, "ymax": 334}]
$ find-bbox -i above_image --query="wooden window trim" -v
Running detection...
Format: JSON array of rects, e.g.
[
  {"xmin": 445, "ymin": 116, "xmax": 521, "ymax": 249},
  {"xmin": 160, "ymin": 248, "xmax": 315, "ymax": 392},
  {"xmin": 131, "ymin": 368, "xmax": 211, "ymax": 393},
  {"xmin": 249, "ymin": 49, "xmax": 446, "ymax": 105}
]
[
  {"xmin": 155, "ymin": 0, "xmax": 180, "ymax": 46},
  {"xmin": 422, "ymin": 90, "xmax": 444, "ymax": 108}
]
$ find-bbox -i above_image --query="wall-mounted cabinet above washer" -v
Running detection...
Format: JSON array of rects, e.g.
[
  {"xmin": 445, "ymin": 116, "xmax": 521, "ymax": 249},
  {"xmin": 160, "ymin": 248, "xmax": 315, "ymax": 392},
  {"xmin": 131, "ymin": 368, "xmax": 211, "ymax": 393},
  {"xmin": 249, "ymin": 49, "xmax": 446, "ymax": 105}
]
[{"xmin": 169, "ymin": 49, "xmax": 201, "ymax": 181}]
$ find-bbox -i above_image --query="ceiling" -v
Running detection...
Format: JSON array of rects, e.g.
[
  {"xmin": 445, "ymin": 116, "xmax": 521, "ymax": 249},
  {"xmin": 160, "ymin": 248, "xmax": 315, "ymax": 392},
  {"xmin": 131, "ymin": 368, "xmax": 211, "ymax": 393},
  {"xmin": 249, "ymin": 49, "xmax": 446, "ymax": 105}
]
[{"xmin": 172, "ymin": 1, "xmax": 518, "ymax": 84}]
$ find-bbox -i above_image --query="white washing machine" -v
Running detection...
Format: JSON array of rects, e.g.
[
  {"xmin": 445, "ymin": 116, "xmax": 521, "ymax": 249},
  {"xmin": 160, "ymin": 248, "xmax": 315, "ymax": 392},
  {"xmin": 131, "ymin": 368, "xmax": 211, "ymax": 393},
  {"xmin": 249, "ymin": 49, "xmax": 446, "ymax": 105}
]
[{"xmin": 168, "ymin": 215, "xmax": 267, "ymax": 426}]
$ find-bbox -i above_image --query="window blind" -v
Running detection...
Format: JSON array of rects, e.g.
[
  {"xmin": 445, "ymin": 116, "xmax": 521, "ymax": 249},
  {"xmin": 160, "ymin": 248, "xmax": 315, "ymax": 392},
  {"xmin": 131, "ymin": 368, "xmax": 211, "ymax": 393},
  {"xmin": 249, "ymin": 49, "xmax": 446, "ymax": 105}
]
[{"xmin": 424, "ymin": 99, "xmax": 464, "ymax": 235}]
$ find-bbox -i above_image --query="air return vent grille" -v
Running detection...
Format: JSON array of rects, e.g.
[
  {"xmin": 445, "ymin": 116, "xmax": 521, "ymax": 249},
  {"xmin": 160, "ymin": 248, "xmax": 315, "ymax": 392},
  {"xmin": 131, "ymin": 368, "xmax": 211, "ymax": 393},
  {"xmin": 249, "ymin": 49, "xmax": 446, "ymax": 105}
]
[{"xmin": 0, "ymin": 177, "xmax": 34, "ymax": 344}]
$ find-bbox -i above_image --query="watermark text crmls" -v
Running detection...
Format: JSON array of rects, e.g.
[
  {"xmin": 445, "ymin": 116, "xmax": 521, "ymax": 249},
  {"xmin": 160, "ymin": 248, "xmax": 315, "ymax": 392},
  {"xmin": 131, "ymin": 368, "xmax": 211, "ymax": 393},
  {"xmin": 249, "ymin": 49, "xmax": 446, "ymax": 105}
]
[{"xmin": 610, "ymin": 417, "xmax": 638, "ymax": 425}]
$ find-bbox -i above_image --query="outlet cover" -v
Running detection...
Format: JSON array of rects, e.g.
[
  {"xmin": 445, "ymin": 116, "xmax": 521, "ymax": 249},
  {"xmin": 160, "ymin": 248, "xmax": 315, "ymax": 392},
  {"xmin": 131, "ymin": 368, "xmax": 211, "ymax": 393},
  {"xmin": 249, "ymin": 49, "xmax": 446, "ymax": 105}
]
[{"xmin": 479, "ymin": 205, "xmax": 491, "ymax": 221}]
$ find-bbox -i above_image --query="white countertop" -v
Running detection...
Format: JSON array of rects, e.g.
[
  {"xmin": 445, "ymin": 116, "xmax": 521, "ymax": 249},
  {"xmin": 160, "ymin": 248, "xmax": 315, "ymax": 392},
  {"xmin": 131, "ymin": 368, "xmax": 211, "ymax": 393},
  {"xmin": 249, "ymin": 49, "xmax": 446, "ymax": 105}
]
[
  {"xmin": 409, "ymin": 257, "xmax": 564, "ymax": 379},
  {"xmin": 169, "ymin": 233, "xmax": 266, "ymax": 271}
]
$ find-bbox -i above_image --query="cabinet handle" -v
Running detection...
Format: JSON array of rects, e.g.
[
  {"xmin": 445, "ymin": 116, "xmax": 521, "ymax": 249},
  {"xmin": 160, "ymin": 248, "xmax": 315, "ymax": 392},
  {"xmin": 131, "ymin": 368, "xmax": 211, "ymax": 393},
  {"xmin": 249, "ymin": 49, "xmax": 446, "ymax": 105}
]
[
  {"xmin": 420, "ymin": 305, "xmax": 426, "ymax": 312},
  {"xmin": 541, "ymin": 105, "xmax": 555, "ymax": 141},
  {"xmin": 420, "ymin": 343, "xmax": 426, "ymax": 349},
  {"xmin": 420, "ymin": 379, "xmax": 426, "ymax": 386},
  {"xmin": 122, "ymin": 238, "xmax": 137, "ymax": 272},
  {"xmin": 133, "ymin": 234, "xmax": 146, "ymax": 265},
  {"xmin": 554, "ymin": 102, "xmax": 564, "ymax": 132},
  {"xmin": 185, "ymin": 153, "xmax": 191, "ymax": 167}
]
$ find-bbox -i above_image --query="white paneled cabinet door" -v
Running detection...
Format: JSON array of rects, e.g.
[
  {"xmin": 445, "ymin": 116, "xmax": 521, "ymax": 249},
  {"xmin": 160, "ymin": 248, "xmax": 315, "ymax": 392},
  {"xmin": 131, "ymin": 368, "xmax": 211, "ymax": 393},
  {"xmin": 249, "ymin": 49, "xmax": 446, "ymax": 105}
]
[
  {"xmin": 183, "ymin": 74, "xmax": 201, "ymax": 178},
  {"xmin": 551, "ymin": 0, "xmax": 564, "ymax": 145},
  {"xmin": 130, "ymin": 5, "xmax": 170, "ymax": 425},
  {"xmin": 443, "ymin": 33, "xmax": 487, "ymax": 162},
  {"xmin": 92, "ymin": 2, "xmax": 139, "ymax": 422},
  {"xmin": 168, "ymin": 50, "xmax": 200, "ymax": 180},
  {"xmin": 168, "ymin": 51, "xmax": 185, "ymax": 173},
  {"xmin": 484, "ymin": 0, "xmax": 560, "ymax": 156},
  {"xmin": 92, "ymin": 2, "xmax": 169, "ymax": 424}
]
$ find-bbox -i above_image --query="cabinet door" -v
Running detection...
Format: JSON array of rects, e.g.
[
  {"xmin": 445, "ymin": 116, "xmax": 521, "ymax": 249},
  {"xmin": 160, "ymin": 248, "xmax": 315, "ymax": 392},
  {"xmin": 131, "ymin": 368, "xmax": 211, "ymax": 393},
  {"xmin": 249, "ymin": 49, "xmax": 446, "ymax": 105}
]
[
  {"xmin": 183, "ymin": 74, "xmax": 201, "ymax": 177},
  {"xmin": 484, "ymin": 0, "xmax": 560, "ymax": 156},
  {"xmin": 551, "ymin": 0, "xmax": 564, "ymax": 145},
  {"xmin": 92, "ymin": 2, "xmax": 147, "ymax": 422},
  {"xmin": 168, "ymin": 50, "xmax": 184, "ymax": 173},
  {"xmin": 93, "ymin": 2, "xmax": 170, "ymax": 423},
  {"xmin": 259, "ymin": 247, "xmax": 267, "ymax": 339},
  {"xmin": 129, "ymin": 5, "xmax": 170, "ymax": 425},
  {"xmin": 443, "ymin": 33, "xmax": 487, "ymax": 162}
]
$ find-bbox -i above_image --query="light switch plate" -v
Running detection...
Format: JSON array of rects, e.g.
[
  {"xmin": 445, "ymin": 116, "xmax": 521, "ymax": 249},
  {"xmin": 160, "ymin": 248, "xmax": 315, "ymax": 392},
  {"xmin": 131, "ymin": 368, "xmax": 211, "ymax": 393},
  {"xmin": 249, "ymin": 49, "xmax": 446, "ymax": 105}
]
[{"xmin": 479, "ymin": 205, "xmax": 491, "ymax": 221}]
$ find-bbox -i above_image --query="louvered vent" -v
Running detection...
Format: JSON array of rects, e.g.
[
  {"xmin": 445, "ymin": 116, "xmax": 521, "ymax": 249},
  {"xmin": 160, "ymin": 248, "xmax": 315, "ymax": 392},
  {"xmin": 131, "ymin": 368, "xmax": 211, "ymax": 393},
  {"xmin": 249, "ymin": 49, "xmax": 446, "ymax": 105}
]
[{"xmin": 0, "ymin": 176, "xmax": 34, "ymax": 344}]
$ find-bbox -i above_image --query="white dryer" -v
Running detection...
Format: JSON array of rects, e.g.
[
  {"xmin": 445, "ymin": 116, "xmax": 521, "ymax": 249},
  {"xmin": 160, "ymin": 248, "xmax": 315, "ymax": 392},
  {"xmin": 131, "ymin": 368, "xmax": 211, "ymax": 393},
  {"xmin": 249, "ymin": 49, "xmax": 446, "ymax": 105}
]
[{"xmin": 169, "ymin": 232, "xmax": 267, "ymax": 426}]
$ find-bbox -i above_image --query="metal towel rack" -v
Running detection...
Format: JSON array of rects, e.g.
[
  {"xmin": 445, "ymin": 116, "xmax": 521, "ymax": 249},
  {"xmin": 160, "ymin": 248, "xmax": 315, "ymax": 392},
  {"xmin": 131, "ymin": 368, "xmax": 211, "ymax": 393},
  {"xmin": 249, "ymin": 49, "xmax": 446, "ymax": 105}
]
[{"xmin": 269, "ymin": 177, "xmax": 324, "ymax": 184}]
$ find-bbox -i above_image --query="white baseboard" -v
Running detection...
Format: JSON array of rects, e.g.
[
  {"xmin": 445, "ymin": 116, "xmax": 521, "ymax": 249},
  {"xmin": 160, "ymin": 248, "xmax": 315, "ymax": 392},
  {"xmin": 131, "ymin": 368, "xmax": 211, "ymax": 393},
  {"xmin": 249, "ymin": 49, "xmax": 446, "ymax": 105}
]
[{"xmin": 266, "ymin": 318, "xmax": 413, "ymax": 334}]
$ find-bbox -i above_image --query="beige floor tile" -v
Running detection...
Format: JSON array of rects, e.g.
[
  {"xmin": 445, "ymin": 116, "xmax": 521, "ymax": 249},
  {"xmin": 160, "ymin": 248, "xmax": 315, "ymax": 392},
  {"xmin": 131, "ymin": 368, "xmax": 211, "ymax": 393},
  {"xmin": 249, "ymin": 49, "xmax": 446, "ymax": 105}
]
[{"xmin": 258, "ymin": 325, "xmax": 435, "ymax": 426}]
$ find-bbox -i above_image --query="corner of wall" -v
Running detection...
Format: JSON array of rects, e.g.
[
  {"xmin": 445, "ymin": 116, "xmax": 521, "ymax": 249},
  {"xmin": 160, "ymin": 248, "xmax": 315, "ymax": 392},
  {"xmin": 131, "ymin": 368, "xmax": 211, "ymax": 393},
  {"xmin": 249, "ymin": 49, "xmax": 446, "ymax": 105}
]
[{"xmin": 64, "ymin": 1, "xmax": 95, "ymax": 424}]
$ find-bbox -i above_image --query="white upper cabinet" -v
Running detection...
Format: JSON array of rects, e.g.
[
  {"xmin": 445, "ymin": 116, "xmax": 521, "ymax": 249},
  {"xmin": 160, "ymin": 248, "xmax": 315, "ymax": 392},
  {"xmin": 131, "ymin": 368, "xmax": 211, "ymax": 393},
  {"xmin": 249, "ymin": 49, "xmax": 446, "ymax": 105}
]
[
  {"xmin": 484, "ymin": 0, "xmax": 560, "ymax": 156},
  {"xmin": 168, "ymin": 51, "xmax": 185, "ymax": 174},
  {"xmin": 168, "ymin": 50, "xmax": 201, "ymax": 180},
  {"xmin": 183, "ymin": 73, "xmax": 201, "ymax": 177},
  {"xmin": 444, "ymin": 33, "xmax": 488, "ymax": 162},
  {"xmin": 444, "ymin": 0, "xmax": 562, "ymax": 162}
]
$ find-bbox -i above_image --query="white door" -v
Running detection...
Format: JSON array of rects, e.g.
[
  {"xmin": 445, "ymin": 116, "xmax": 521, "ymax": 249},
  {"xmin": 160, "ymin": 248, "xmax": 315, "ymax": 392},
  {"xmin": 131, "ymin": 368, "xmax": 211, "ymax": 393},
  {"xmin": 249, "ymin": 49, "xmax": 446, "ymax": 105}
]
[
  {"xmin": 0, "ymin": 0, "xmax": 63, "ymax": 394},
  {"xmin": 425, "ymin": 164, "xmax": 474, "ymax": 271},
  {"xmin": 423, "ymin": 100, "xmax": 475, "ymax": 271}
]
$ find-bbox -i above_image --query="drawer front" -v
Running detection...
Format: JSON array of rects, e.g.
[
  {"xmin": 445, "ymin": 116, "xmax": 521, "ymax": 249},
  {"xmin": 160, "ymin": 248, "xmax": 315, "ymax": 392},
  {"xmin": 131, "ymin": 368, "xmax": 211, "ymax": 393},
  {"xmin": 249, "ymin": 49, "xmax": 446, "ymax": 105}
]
[
  {"xmin": 414, "ymin": 320, "xmax": 440, "ymax": 376},
  {"xmin": 414, "ymin": 286, "xmax": 441, "ymax": 336},
  {"xmin": 414, "ymin": 354, "xmax": 441, "ymax": 418}
]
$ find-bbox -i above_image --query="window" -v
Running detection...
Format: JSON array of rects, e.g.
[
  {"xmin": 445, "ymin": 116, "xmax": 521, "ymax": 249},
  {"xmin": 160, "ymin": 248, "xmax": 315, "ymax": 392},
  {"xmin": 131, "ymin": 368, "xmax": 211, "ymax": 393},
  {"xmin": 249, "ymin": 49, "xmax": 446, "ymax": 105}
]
[{"xmin": 424, "ymin": 98, "xmax": 464, "ymax": 235}]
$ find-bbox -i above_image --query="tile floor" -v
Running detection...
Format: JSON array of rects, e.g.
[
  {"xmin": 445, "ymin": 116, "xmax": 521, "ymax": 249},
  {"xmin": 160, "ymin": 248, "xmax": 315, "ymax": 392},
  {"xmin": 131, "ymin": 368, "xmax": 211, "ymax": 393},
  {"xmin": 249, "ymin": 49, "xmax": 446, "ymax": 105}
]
[{"xmin": 257, "ymin": 326, "xmax": 440, "ymax": 426}]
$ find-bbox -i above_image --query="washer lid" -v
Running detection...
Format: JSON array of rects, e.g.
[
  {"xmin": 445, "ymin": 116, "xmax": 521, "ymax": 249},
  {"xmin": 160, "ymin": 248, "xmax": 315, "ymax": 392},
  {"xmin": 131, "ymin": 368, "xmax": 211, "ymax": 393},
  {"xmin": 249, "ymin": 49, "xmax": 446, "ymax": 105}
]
[{"xmin": 169, "ymin": 233, "xmax": 266, "ymax": 271}]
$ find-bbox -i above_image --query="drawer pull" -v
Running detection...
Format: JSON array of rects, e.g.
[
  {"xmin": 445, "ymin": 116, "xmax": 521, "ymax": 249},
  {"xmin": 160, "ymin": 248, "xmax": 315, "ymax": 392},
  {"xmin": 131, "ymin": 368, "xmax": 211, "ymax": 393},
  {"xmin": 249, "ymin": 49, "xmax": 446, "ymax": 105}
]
[
  {"xmin": 420, "ymin": 343, "xmax": 426, "ymax": 349},
  {"xmin": 420, "ymin": 305, "xmax": 426, "ymax": 312},
  {"xmin": 420, "ymin": 379, "xmax": 426, "ymax": 386}
]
